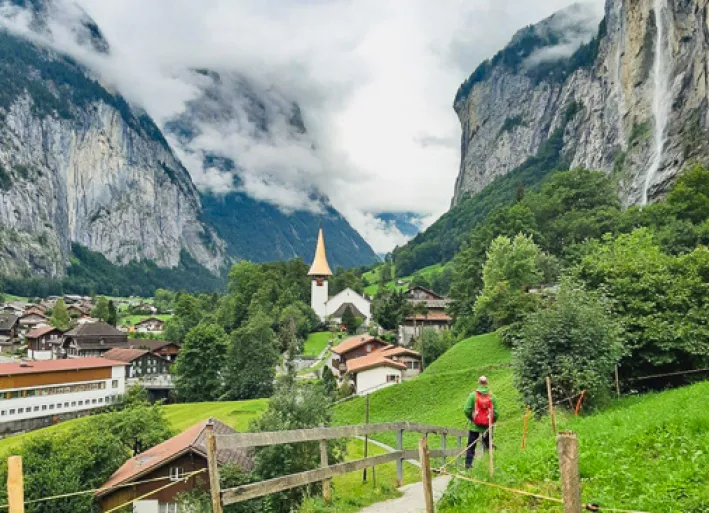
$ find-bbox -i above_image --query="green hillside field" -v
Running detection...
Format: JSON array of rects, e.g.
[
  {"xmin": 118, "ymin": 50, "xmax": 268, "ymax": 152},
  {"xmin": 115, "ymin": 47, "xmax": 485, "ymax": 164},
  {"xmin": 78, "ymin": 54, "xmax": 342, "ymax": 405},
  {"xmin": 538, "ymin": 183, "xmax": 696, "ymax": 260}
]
[
  {"xmin": 332, "ymin": 333, "xmax": 709, "ymax": 512},
  {"xmin": 0, "ymin": 399, "xmax": 268, "ymax": 456}
]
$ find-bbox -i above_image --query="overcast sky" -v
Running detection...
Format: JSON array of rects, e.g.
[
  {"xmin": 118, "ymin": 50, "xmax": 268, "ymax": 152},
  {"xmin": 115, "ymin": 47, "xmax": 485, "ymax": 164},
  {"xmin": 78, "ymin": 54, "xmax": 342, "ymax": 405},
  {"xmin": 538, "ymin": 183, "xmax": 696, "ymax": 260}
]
[{"xmin": 63, "ymin": 0, "xmax": 604, "ymax": 252}]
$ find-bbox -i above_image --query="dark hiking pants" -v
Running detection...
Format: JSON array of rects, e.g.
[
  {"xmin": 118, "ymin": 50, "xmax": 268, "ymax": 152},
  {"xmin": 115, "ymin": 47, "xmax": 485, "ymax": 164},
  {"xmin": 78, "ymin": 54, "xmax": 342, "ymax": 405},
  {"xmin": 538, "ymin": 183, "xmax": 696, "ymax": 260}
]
[{"xmin": 465, "ymin": 429, "xmax": 490, "ymax": 469}]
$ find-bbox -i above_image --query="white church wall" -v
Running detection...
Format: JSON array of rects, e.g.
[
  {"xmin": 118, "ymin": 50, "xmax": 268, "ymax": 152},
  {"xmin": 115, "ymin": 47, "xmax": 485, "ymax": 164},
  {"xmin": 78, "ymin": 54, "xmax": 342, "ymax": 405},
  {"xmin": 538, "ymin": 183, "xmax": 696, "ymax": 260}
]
[
  {"xmin": 355, "ymin": 366, "xmax": 402, "ymax": 395},
  {"xmin": 311, "ymin": 279, "xmax": 329, "ymax": 321},
  {"xmin": 326, "ymin": 288, "xmax": 372, "ymax": 325}
]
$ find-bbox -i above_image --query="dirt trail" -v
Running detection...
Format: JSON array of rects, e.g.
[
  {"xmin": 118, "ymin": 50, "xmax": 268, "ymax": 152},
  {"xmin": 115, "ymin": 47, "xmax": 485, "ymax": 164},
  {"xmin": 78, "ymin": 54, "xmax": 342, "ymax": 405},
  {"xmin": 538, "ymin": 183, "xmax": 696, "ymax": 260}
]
[{"xmin": 356, "ymin": 476, "xmax": 452, "ymax": 513}]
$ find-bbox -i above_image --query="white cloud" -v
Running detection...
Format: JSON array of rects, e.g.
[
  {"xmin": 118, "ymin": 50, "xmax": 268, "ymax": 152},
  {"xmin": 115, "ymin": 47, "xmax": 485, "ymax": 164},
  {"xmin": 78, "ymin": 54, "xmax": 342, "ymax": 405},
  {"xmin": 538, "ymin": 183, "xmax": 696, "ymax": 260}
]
[{"xmin": 3, "ymin": 0, "xmax": 605, "ymax": 253}]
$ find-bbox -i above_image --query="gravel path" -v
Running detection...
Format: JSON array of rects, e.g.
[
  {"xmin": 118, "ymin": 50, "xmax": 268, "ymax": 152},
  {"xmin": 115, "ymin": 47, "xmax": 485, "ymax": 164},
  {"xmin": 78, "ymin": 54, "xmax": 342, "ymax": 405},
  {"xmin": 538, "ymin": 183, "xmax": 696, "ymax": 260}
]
[{"xmin": 355, "ymin": 476, "xmax": 452, "ymax": 513}]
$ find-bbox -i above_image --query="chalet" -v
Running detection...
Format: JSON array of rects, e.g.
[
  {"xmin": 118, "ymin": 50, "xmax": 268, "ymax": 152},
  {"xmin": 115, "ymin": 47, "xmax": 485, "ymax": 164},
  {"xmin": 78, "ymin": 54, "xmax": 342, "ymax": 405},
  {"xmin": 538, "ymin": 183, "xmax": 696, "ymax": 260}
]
[
  {"xmin": 133, "ymin": 317, "xmax": 166, "ymax": 333},
  {"xmin": 103, "ymin": 348, "xmax": 170, "ymax": 379},
  {"xmin": 130, "ymin": 340, "xmax": 181, "ymax": 363},
  {"xmin": 399, "ymin": 286, "xmax": 452, "ymax": 346},
  {"xmin": 346, "ymin": 346, "xmax": 423, "ymax": 395},
  {"xmin": 96, "ymin": 419, "xmax": 253, "ymax": 513},
  {"xmin": 0, "ymin": 314, "xmax": 19, "ymax": 352},
  {"xmin": 60, "ymin": 321, "xmax": 129, "ymax": 358},
  {"xmin": 0, "ymin": 358, "xmax": 125, "ymax": 434},
  {"xmin": 67, "ymin": 304, "xmax": 91, "ymax": 319},
  {"xmin": 26, "ymin": 326, "xmax": 64, "ymax": 360},
  {"xmin": 18, "ymin": 311, "xmax": 49, "ymax": 333},
  {"xmin": 328, "ymin": 335, "xmax": 390, "ymax": 377}
]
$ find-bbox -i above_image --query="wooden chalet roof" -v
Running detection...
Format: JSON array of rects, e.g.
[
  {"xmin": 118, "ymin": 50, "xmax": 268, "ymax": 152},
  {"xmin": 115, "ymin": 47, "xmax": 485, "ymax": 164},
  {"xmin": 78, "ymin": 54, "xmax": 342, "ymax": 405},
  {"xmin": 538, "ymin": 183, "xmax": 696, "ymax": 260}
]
[
  {"xmin": 96, "ymin": 419, "xmax": 253, "ymax": 496},
  {"xmin": 134, "ymin": 317, "xmax": 165, "ymax": 326},
  {"xmin": 103, "ymin": 348, "xmax": 151, "ymax": 363},
  {"xmin": 331, "ymin": 335, "xmax": 388, "ymax": 356},
  {"xmin": 129, "ymin": 340, "xmax": 181, "ymax": 352},
  {"xmin": 0, "ymin": 313, "xmax": 18, "ymax": 331},
  {"xmin": 346, "ymin": 353, "xmax": 407, "ymax": 373},
  {"xmin": 25, "ymin": 326, "xmax": 63, "ymax": 340},
  {"xmin": 64, "ymin": 321, "xmax": 128, "ymax": 349},
  {"xmin": 308, "ymin": 228, "xmax": 333, "ymax": 277}
]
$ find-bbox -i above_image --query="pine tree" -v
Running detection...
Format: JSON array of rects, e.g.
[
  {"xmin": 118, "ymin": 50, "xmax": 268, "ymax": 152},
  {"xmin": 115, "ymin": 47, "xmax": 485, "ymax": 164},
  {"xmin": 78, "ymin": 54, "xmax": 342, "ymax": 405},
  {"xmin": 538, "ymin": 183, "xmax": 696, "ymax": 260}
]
[
  {"xmin": 107, "ymin": 300, "xmax": 118, "ymax": 326},
  {"xmin": 51, "ymin": 299, "xmax": 71, "ymax": 331}
]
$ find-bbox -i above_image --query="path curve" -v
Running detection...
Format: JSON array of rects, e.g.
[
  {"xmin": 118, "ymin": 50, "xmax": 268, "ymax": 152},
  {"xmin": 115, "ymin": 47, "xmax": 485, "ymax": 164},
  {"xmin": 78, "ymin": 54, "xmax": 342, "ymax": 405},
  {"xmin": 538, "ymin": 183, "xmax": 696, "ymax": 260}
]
[{"xmin": 355, "ymin": 476, "xmax": 452, "ymax": 513}]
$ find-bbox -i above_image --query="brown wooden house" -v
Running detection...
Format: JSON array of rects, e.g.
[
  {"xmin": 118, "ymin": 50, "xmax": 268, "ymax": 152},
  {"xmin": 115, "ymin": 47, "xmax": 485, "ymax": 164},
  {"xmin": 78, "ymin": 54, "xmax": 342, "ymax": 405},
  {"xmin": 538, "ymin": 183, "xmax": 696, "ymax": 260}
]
[
  {"xmin": 129, "ymin": 340, "xmax": 181, "ymax": 363},
  {"xmin": 103, "ymin": 348, "xmax": 170, "ymax": 379},
  {"xmin": 61, "ymin": 322, "xmax": 129, "ymax": 358},
  {"xmin": 0, "ymin": 314, "xmax": 19, "ymax": 352},
  {"xmin": 26, "ymin": 326, "xmax": 64, "ymax": 360},
  {"xmin": 328, "ymin": 335, "xmax": 390, "ymax": 377},
  {"xmin": 96, "ymin": 419, "xmax": 252, "ymax": 513}
]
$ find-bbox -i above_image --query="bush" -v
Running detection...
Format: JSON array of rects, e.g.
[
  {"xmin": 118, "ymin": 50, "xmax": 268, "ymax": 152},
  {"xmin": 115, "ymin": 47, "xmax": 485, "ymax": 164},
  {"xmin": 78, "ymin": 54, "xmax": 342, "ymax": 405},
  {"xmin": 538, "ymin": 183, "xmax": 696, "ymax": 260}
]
[
  {"xmin": 512, "ymin": 279, "xmax": 623, "ymax": 413},
  {"xmin": 417, "ymin": 329, "xmax": 455, "ymax": 368}
]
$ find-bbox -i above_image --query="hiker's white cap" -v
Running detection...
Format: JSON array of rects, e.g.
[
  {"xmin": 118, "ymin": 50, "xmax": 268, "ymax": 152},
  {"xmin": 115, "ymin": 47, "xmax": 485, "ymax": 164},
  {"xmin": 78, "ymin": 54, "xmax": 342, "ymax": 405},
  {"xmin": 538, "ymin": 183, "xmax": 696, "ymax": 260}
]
[{"xmin": 478, "ymin": 376, "xmax": 488, "ymax": 385}]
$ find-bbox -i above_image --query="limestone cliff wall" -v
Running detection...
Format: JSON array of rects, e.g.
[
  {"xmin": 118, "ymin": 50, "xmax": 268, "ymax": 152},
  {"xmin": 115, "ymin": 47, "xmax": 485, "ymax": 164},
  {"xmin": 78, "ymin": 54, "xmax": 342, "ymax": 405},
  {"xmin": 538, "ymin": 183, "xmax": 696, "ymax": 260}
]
[{"xmin": 452, "ymin": 0, "xmax": 709, "ymax": 207}]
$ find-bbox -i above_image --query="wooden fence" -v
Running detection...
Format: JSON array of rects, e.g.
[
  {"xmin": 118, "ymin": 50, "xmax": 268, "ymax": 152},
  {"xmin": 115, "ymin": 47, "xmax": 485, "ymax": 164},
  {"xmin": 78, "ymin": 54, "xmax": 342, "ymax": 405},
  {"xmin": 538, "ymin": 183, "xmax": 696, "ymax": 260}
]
[{"xmin": 205, "ymin": 421, "xmax": 468, "ymax": 512}]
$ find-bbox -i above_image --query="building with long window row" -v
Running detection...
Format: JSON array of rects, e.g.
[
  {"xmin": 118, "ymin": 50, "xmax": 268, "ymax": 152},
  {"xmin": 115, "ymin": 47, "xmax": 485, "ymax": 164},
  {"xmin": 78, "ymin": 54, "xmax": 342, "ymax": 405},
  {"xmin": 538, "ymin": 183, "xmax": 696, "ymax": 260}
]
[{"xmin": 0, "ymin": 358, "xmax": 126, "ymax": 435}]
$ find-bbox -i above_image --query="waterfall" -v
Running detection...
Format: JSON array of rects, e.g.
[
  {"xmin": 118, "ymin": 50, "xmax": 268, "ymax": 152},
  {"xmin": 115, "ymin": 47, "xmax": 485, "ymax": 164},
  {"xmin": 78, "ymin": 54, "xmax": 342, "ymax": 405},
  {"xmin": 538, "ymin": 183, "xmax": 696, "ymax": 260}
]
[{"xmin": 642, "ymin": 0, "xmax": 671, "ymax": 205}]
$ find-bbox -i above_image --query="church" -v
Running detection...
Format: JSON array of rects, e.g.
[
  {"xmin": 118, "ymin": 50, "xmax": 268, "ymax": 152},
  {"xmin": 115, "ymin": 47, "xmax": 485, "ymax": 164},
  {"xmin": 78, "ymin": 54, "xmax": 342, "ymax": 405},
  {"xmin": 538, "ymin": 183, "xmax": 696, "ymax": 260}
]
[{"xmin": 309, "ymin": 229, "xmax": 372, "ymax": 326}]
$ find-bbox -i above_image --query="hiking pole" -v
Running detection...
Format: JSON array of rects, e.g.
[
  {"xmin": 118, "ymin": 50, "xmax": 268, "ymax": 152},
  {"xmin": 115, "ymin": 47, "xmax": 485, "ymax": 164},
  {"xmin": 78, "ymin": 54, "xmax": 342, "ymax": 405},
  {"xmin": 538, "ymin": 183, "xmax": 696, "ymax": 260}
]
[{"xmin": 488, "ymin": 411, "xmax": 494, "ymax": 478}]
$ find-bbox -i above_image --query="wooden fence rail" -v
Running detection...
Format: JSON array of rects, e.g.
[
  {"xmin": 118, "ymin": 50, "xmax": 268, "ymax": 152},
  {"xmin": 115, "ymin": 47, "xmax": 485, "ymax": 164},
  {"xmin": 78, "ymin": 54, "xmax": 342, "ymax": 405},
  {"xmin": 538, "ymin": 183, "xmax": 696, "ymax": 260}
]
[{"xmin": 209, "ymin": 421, "xmax": 468, "ymax": 507}]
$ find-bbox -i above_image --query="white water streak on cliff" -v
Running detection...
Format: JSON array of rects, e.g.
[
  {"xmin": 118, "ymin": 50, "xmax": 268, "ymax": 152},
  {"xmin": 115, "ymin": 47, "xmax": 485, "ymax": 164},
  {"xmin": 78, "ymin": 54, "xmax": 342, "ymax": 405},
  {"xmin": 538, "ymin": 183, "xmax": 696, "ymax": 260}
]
[{"xmin": 642, "ymin": 0, "xmax": 672, "ymax": 205}]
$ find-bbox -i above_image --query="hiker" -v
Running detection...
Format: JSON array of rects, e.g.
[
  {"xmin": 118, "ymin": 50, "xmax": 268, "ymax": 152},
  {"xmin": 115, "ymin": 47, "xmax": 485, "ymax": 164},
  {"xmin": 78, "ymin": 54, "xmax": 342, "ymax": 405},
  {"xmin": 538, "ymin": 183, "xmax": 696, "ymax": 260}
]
[{"xmin": 463, "ymin": 375, "xmax": 499, "ymax": 469}]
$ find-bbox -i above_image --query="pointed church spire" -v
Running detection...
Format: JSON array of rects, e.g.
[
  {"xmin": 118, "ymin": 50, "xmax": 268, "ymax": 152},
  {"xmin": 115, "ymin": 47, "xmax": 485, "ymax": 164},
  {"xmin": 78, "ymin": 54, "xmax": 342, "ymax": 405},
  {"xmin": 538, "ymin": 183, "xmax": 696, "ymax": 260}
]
[{"xmin": 308, "ymin": 228, "xmax": 333, "ymax": 276}]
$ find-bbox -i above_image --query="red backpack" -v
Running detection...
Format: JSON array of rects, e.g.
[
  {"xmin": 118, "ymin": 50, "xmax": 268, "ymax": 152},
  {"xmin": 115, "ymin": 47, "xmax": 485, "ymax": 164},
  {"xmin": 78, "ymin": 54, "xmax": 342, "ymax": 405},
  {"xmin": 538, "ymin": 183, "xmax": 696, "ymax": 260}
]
[{"xmin": 473, "ymin": 391, "xmax": 494, "ymax": 426}]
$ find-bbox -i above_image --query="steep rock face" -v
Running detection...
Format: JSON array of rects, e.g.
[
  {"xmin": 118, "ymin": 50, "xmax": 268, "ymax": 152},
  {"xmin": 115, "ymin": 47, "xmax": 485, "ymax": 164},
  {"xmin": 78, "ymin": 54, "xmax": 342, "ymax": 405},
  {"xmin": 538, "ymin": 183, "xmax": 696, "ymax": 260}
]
[
  {"xmin": 0, "ymin": 28, "xmax": 223, "ymax": 277},
  {"xmin": 452, "ymin": 0, "xmax": 709, "ymax": 207}
]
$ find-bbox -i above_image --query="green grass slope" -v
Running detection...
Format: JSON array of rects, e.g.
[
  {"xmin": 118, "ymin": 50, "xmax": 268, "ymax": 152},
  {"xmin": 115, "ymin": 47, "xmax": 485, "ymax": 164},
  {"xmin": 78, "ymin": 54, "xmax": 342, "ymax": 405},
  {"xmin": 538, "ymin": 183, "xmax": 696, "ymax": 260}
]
[
  {"xmin": 0, "ymin": 399, "xmax": 268, "ymax": 456},
  {"xmin": 333, "ymin": 333, "xmax": 709, "ymax": 512}
]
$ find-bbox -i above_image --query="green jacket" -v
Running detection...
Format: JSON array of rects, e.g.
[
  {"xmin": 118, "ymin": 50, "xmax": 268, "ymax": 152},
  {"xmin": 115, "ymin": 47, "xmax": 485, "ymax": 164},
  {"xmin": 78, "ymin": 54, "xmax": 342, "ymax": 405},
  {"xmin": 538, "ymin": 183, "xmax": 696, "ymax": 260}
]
[{"xmin": 463, "ymin": 386, "xmax": 499, "ymax": 432}]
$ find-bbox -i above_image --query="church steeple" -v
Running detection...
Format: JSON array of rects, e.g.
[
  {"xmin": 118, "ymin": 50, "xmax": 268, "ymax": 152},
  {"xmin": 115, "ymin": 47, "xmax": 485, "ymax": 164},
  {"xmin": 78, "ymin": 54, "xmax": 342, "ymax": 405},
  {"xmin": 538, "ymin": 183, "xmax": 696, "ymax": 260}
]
[{"xmin": 308, "ymin": 228, "xmax": 333, "ymax": 277}]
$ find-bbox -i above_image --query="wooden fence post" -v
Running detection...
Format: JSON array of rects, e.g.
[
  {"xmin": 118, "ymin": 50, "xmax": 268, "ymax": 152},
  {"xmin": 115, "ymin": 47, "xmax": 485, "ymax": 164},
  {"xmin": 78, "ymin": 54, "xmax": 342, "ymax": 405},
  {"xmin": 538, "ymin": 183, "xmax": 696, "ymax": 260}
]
[
  {"xmin": 319, "ymin": 439, "xmax": 331, "ymax": 503},
  {"xmin": 396, "ymin": 428, "xmax": 404, "ymax": 487},
  {"xmin": 8, "ymin": 456, "xmax": 24, "ymax": 513},
  {"xmin": 441, "ymin": 433, "xmax": 447, "ymax": 468},
  {"xmin": 419, "ymin": 436, "xmax": 434, "ymax": 513},
  {"xmin": 615, "ymin": 364, "xmax": 621, "ymax": 398},
  {"xmin": 557, "ymin": 431, "xmax": 581, "ymax": 513},
  {"xmin": 363, "ymin": 394, "xmax": 370, "ymax": 483},
  {"xmin": 521, "ymin": 405, "xmax": 531, "ymax": 450},
  {"xmin": 206, "ymin": 419, "xmax": 224, "ymax": 513},
  {"xmin": 488, "ymin": 422, "xmax": 494, "ymax": 479},
  {"xmin": 456, "ymin": 435, "xmax": 462, "ymax": 470},
  {"xmin": 546, "ymin": 376, "xmax": 557, "ymax": 435}
]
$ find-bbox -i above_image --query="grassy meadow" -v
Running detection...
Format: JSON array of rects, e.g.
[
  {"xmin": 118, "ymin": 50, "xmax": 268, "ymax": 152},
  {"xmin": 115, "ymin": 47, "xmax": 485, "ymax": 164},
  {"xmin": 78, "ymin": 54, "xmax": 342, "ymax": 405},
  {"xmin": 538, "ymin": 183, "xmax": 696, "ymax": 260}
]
[{"xmin": 332, "ymin": 333, "xmax": 709, "ymax": 512}]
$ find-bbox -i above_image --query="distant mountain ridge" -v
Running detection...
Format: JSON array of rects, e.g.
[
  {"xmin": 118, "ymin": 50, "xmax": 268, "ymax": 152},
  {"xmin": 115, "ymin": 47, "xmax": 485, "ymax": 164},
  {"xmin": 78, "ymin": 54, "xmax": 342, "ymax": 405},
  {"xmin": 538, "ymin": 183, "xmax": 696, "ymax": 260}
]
[{"xmin": 0, "ymin": 2, "xmax": 376, "ymax": 287}]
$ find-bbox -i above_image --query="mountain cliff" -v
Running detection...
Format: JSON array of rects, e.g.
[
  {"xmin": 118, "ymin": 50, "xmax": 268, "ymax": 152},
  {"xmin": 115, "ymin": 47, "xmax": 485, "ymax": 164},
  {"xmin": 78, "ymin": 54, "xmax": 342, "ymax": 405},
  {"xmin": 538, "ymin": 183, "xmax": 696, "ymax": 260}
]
[
  {"xmin": 0, "ymin": 4, "xmax": 375, "ymax": 286},
  {"xmin": 0, "ymin": 5, "xmax": 224, "ymax": 278},
  {"xmin": 452, "ymin": 0, "xmax": 709, "ymax": 207},
  {"xmin": 166, "ymin": 70, "xmax": 377, "ymax": 269}
]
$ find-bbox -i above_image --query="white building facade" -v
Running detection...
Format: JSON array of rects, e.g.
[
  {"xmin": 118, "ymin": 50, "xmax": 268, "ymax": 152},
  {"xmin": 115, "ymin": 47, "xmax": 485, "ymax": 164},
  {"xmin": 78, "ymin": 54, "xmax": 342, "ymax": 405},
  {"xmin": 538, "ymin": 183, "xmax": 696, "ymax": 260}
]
[{"xmin": 0, "ymin": 359, "xmax": 126, "ymax": 425}]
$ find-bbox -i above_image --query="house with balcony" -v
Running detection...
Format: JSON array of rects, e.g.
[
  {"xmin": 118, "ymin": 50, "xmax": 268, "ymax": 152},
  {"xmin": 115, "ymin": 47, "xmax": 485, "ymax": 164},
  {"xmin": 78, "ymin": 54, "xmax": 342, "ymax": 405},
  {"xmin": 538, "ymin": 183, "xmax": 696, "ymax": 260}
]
[
  {"xmin": 26, "ymin": 326, "xmax": 64, "ymax": 360},
  {"xmin": 96, "ymin": 419, "xmax": 253, "ymax": 513},
  {"xmin": 60, "ymin": 321, "xmax": 129, "ymax": 358},
  {"xmin": 399, "ymin": 286, "xmax": 452, "ymax": 346}
]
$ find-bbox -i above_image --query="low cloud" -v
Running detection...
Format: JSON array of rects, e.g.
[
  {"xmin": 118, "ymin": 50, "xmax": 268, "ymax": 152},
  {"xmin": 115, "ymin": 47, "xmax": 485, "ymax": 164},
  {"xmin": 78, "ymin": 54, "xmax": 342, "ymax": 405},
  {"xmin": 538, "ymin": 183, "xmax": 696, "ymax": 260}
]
[{"xmin": 2, "ymin": 0, "xmax": 605, "ymax": 252}]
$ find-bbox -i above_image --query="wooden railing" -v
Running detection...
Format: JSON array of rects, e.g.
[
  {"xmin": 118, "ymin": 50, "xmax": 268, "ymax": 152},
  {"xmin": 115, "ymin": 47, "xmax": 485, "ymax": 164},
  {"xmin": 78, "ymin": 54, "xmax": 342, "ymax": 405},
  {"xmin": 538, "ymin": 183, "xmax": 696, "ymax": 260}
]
[{"xmin": 205, "ymin": 421, "xmax": 468, "ymax": 511}]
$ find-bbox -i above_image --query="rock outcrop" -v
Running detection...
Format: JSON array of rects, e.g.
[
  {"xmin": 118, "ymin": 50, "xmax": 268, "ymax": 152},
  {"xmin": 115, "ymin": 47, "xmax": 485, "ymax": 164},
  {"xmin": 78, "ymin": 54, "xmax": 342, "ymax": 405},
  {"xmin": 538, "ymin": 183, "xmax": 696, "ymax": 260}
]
[
  {"xmin": 0, "ymin": 26, "xmax": 224, "ymax": 277},
  {"xmin": 452, "ymin": 0, "xmax": 709, "ymax": 208}
]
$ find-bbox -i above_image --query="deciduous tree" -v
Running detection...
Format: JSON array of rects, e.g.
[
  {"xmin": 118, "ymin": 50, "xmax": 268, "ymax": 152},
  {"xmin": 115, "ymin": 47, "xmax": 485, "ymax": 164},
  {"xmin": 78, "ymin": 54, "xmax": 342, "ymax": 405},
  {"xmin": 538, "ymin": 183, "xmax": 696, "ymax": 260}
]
[{"xmin": 173, "ymin": 323, "xmax": 227, "ymax": 402}]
